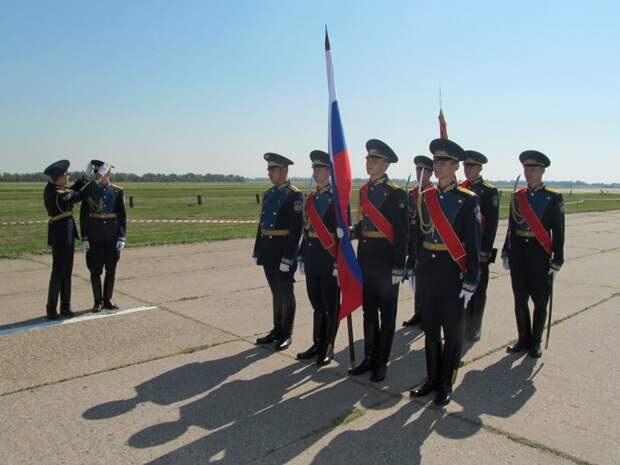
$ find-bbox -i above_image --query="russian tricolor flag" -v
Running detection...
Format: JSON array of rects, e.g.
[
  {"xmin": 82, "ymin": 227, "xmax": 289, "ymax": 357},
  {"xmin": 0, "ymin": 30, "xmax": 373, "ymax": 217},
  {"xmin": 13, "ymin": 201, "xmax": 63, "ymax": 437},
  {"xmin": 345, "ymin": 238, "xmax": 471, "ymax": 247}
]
[{"xmin": 325, "ymin": 30, "xmax": 363, "ymax": 320}]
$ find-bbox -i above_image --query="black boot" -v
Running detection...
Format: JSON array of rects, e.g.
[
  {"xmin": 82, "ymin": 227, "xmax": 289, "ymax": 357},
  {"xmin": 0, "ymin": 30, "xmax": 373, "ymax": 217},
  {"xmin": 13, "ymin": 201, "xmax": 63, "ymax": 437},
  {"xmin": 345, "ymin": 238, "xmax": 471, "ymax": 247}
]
[
  {"xmin": 256, "ymin": 330, "xmax": 278, "ymax": 344},
  {"xmin": 102, "ymin": 273, "xmax": 119, "ymax": 310},
  {"xmin": 90, "ymin": 274, "xmax": 103, "ymax": 312},
  {"xmin": 507, "ymin": 304, "xmax": 532, "ymax": 353},
  {"xmin": 46, "ymin": 276, "xmax": 61, "ymax": 320},
  {"xmin": 410, "ymin": 340, "xmax": 441, "ymax": 397},
  {"xmin": 349, "ymin": 320, "xmax": 378, "ymax": 376},
  {"xmin": 433, "ymin": 384, "xmax": 453, "ymax": 406},
  {"xmin": 298, "ymin": 309, "xmax": 325, "ymax": 360},
  {"xmin": 529, "ymin": 341, "xmax": 543, "ymax": 358},
  {"xmin": 465, "ymin": 292, "xmax": 485, "ymax": 341},
  {"xmin": 275, "ymin": 300, "xmax": 295, "ymax": 351},
  {"xmin": 371, "ymin": 326, "xmax": 395, "ymax": 382},
  {"xmin": 531, "ymin": 304, "xmax": 547, "ymax": 358},
  {"xmin": 297, "ymin": 345, "xmax": 318, "ymax": 360},
  {"xmin": 317, "ymin": 314, "xmax": 339, "ymax": 367},
  {"xmin": 402, "ymin": 313, "xmax": 421, "ymax": 327},
  {"xmin": 59, "ymin": 276, "xmax": 74, "ymax": 318}
]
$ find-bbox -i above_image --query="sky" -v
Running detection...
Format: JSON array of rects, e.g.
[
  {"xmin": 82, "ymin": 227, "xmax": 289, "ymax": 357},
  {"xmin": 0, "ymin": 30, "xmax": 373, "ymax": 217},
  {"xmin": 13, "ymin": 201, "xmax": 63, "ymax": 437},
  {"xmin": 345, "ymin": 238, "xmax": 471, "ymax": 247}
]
[{"xmin": 1, "ymin": 0, "xmax": 619, "ymax": 182}]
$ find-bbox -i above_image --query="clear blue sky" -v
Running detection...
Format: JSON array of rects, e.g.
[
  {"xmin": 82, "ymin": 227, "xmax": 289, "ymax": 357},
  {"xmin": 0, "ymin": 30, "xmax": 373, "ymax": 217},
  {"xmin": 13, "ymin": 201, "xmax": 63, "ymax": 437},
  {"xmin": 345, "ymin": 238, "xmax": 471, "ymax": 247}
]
[{"xmin": 2, "ymin": 0, "xmax": 618, "ymax": 182}]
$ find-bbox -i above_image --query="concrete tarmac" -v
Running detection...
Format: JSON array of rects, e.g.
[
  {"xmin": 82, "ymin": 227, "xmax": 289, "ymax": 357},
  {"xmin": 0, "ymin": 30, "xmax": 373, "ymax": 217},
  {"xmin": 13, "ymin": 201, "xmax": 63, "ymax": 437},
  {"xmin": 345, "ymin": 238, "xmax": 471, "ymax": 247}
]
[{"xmin": 1, "ymin": 211, "xmax": 619, "ymax": 464}]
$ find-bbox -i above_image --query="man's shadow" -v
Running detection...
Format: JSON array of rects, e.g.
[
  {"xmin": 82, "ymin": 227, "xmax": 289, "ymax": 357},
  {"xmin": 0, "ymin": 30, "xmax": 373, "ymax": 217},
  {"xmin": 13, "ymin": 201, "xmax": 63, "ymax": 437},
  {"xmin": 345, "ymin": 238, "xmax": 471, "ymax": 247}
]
[
  {"xmin": 83, "ymin": 346, "xmax": 272, "ymax": 421},
  {"xmin": 309, "ymin": 397, "xmax": 447, "ymax": 464},
  {"xmin": 309, "ymin": 354, "xmax": 539, "ymax": 464},
  {"xmin": 126, "ymin": 346, "xmax": 399, "ymax": 465},
  {"xmin": 439, "ymin": 352, "xmax": 539, "ymax": 439}
]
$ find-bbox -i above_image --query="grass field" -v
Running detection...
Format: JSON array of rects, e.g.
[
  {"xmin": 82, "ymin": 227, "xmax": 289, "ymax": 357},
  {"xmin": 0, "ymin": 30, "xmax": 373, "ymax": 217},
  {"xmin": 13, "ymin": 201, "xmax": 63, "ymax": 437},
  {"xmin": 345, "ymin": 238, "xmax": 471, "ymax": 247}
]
[{"xmin": 1, "ymin": 182, "xmax": 619, "ymax": 257}]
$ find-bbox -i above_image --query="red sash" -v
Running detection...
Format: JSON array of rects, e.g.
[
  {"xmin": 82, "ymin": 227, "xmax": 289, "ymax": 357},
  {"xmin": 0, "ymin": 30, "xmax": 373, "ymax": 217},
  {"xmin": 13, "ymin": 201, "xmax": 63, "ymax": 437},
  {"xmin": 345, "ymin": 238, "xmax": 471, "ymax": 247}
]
[
  {"xmin": 516, "ymin": 188, "xmax": 553, "ymax": 255},
  {"xmin": 424, "ymin": 187, "xmax": 467, "ymax": 271},
  {"xmin": 305, "ymin": 191, "xmax": 337, "ymax": 257},
  {"xmin": 359, "ymin": 182, "xmax": 394, "ymax": 243}
]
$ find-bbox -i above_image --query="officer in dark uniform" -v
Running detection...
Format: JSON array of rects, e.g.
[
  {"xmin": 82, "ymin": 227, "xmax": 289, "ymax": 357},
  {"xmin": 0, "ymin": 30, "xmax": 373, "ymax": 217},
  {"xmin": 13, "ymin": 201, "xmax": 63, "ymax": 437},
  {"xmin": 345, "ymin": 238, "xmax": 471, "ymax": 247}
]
[
  {"xmin": 296, "ymin": 150, "xmax": 340, "ymax": 366},
  {"xmin": 403, "ymin": 155, "xmax": 434, "ymax": 327},
  {"xmin": 80, "ymin": 160, "xmax": 127, "ymax": 312},
  {"xmin": 253, "ymin": 153, "xmax": 304, "ymax": 351},
  {"xmin": 502, "ymin": 150, "xmax": 564, "ymax": 358},
  {"xmin": 410, "ymin": 139, "xmax": 480, "ymax": 406},
  {"xmin": 43, "ymin": 159, "xmax": 90, "ymax": 320},
  {"xmin": 460, "ymin": 150, "xmax": 500, "ymax": 341},
  {"xmin": 349, "ymin": 139, "xmax": 409, "ymax": 382}
]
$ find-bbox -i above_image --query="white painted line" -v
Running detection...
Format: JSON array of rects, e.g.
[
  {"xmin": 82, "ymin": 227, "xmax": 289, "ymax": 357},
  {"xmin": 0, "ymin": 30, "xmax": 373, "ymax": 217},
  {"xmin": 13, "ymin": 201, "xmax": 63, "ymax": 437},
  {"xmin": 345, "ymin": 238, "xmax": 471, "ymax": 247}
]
[{"xmin": 0, "ymin": 305, "xmax": 158, "ymax": 336}]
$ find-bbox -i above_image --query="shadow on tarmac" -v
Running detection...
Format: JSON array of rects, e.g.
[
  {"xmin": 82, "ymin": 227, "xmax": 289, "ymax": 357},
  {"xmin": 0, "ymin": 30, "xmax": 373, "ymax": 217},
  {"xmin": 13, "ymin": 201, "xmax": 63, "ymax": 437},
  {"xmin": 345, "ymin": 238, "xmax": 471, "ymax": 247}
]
[{"xmin": 82, "ymin": 324, "xmax": 537, "ymax": 464}]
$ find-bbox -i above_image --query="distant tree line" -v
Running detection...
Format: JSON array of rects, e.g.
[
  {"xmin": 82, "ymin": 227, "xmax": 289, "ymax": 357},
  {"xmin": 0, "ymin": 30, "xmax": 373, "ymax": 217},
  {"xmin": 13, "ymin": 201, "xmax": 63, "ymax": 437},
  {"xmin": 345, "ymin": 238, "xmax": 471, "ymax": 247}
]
[{"xmin": 0, "ymin": 172, "xmax": 245, "ymax": 183}]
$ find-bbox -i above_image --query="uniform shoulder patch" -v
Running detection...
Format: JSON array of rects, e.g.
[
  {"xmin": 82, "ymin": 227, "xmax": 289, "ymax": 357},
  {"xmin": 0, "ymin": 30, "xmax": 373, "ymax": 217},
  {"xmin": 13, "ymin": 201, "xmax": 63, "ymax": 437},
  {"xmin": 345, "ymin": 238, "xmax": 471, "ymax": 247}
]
[
  {"xmin": 289, "ymin": 184, "xmax": 301, "ymax": 192},
  {"xmin": 482, "ymin": 180, "xmax": 496, "ymax": 189},
  {"xmin": 545, "ymin": 187, "xmax": 558, "ymax": 193},
  {"xmin": 112, "ymin": 183, "xmax": 124, "ymax": 190},
  {"xmin": 386, "ymin": 180, "xmax": 402, "ymax": 191},
  {"xmin": 457, "ymin": 186, "xmax": 476, "ymax": 197}
]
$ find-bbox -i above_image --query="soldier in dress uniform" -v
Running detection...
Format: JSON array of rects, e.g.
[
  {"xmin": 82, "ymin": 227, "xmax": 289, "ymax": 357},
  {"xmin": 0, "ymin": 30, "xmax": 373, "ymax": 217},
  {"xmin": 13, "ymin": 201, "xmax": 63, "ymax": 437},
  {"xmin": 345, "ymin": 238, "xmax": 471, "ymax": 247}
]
[
  {"xmin": 409, "ymin": 139, "xmax": 480, "ymax": 406},
  {"xmin": 253, "ymin": 153, "xmax": 304, "ymax": 351},
  {"xmin": 296, "ymin": 150, "xmax": 340, "ymax": 366},
  {"xmin": 403, "ymin": 155, "xmax": 434, "ymax": 327},
  {"xmin": 349, "ymin": 139, "xmax": 409, "ymax": 382},
  {"xmin": 43, "ymin": 159, "xmax": 91, "ymax": 320},
  {"xmin": 460, "ymin": 150, "xmax": 500, "ymax": 341},
  {"xmin": 502, "ymin": 150, "xmax": 564, "ymax": 359},
  {"xmin": 80, "ymin": 160, "xmax": 127, "ymax": 312}
]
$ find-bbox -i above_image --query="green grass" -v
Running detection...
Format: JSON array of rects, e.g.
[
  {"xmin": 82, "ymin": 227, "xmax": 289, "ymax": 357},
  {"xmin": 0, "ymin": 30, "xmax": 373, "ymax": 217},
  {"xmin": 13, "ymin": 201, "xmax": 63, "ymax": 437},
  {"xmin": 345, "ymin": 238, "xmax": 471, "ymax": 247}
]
[{"xmin": 1, "ymin": 182, "xmax": 619, "ymax": 258}]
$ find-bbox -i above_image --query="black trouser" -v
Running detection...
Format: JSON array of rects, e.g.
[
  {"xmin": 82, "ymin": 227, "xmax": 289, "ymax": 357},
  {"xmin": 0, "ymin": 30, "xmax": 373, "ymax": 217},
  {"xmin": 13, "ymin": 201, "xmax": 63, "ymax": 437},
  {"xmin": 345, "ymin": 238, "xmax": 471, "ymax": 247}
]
[
  {"xmin": 86, "ymin": 240, "xmax": 120, "ymax": 305},
  {"xmin": 509, "ymin": 237, "xmax": 550, "ymax": 345},
  {"xmin": 419, "ymin": 289, "xmax": 465, "ymax": 388},
  {"xmin": 263, "ymin": 263, "xmax": 296, "ymax": 340},
  {"xmin": 465, "ymin": 261, "xmax": 489, "ymax": 337},
  {"xmin": 361, "ymin": 264, "xmax": 399, "ymax": 368},
  {"xmin": 47, "ymin": 245, "xmax": 75, "ymax": 316},
  {"xmin": 305, "ymin": 269, "xmax": 340, "ymax": 355}
]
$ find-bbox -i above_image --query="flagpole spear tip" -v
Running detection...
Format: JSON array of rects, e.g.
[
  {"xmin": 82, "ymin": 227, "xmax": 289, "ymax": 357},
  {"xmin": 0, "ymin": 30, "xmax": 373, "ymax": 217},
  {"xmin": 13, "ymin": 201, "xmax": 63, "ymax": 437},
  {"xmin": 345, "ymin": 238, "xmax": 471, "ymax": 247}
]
[{"xmin": 324, "ymin": 26, "xmax": 331, "ymax": 51}]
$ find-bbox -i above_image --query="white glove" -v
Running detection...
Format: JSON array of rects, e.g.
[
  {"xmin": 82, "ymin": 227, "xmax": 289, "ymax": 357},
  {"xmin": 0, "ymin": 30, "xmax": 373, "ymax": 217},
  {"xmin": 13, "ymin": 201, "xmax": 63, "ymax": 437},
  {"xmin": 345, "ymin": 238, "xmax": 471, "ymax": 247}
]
[
  {"xmin": 409, "ymin": 276, "xmax": 416, "ymax": 292},
  {"xmin": 336, "ymin": 227, "xmax": 344, "ymax": 239},
  {"xmin": 548, "ymin": 267, "xmax": 559, "ymax": 278},
  {"xmin": 81, "ymin": 239, "xmax": 90, "ymax": 252},
  {"xmin": 116, "ymin": 240, "xmax": 125, "ymax": 251},
  {"xmin": 279, "ymin": 262, "xmax": 291, "ymax": 272},
  {"xmin": 502, "ymin": 256, "xmax": 510, "ymax": 270},
  {"xmin": 298, "ymin": 260, "xmax": 305, "ymax": 275},
  {"xmin": 460, "ymin": 288, "xmax": 474, "ymax": 308}
]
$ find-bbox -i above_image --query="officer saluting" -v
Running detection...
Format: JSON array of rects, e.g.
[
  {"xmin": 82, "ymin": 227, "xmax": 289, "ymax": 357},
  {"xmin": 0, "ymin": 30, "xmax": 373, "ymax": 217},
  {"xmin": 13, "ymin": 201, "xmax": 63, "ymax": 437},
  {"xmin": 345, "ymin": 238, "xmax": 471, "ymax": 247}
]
[
  {"xmin": 460, "ymin": 150, "xmax": 500, "ymax": 341},
  {"xmin": 254, "ymin": 153, "xmax": 304, "ymax": 351},
  {"xmin": 296, "ymin": 150, "xmax": 340, "ymax": 366},
  {"xmin": 80, "ymin": 160, "xmax": 127, "ymax": 312},
  {"xmin": 502, "ymin": 151, "xmax": 564, "ymax": 358},
  {"xmin": 410, "ymin": 139, "xmax": 480, "ymax": 406},
  {"xmin": 43, "ymin": 159, "xmax": 90, "ymax": 320},
  {"xmin": 403, "ymin": 155, "xmax": 434, "ymax": 327},
  {"xmin": 349, "ymin": 139, "xmax": 408, "ymax": 382}
]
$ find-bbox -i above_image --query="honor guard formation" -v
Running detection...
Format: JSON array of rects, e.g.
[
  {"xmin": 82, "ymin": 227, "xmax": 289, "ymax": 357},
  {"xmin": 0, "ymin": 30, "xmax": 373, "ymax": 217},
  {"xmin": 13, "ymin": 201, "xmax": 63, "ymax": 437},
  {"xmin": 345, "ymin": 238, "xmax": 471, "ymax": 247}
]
[{"xmin": 42, "ymin": 137, "xmax": 564, "ymax": 407}]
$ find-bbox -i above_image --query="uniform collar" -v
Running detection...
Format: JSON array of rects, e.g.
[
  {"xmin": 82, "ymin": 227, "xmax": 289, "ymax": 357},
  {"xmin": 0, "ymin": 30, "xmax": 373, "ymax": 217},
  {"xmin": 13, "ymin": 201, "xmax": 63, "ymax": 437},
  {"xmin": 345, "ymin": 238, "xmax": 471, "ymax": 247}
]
[
  {"xmin": 316, "ymin": 183, "xmax": 332, "ymax": 194},
  {"xmin": 371, "ymin": 174, "xmax": 388, "ymax": 186},
  {"xmin": 437, "ymin": 179, "xmax": 457, "ymax": 193},
  {"xmin": 276, "ymin": 181, "xmax": 290, "ymax": 190},
  {"xmin": 468, "ymin": 176, "xmax": 483, "ymax": 185},
  {"xmin": 528, "ymin": 182, "xmax": 545, "ymax": 192}
]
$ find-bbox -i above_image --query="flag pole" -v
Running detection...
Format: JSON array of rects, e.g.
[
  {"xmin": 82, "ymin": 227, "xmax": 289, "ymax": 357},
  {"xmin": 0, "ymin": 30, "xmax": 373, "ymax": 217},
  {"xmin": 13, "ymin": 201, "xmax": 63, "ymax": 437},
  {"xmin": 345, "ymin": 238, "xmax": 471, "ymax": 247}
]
[{"xmin": 325, "ymin": 27, "xmax": 357, "ymax": 369}]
